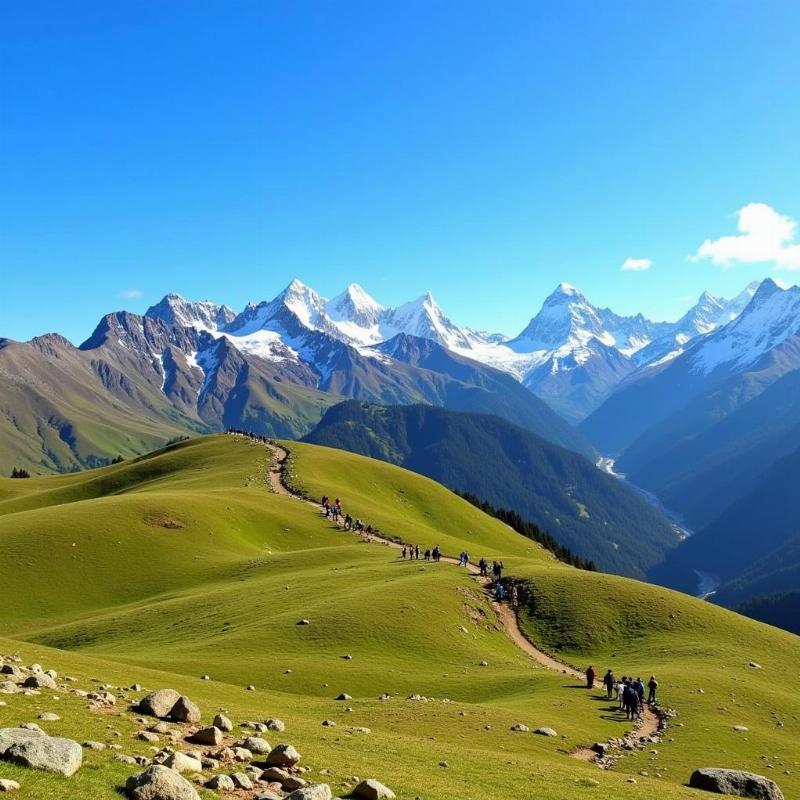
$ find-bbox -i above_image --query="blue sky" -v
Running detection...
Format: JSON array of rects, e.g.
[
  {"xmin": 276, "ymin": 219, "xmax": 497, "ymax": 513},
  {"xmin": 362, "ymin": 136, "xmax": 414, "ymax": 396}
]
[{"xmin": 2, "ymin": 0, "xmax": 800, "ymax": 342}]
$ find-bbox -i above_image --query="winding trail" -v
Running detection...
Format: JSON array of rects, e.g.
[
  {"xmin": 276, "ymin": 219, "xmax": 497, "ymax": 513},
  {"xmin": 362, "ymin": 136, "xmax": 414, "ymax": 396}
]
[{"xmin": 263, "ymin": 439, "xmax": 661, "ymax": 760}]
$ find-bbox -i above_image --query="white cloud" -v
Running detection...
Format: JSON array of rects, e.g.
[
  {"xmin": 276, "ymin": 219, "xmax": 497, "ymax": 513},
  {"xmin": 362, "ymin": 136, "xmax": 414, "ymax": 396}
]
[
  {"xmin": 119, "ymin": 289, "xmax": 143, "ymax": 299},
  {"xmin": 621, "ymin": 257, "xmax": 652, "ymax": 272},
  {"xmin": 693, "ymin": 203, "xmax": 800, "ymax": 271}
]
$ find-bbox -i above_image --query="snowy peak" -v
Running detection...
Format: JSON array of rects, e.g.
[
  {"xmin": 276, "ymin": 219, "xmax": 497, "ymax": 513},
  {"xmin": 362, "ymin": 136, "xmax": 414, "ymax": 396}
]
[
  {"xmin": 326, "ymin": 284, "xmax": 385, "ymax": 332},
  {"xmin": 384, "ymin": 292, "xmax": 473, "ymax": 350},
  {"xmin": 688, "ymin": 279, "xmax": 800, "ymax": 375},
  {"xmin": 145, "ymin": 293, "xmax": 236, "ymax": 332},
  {"xmin": 274, "ymin": 279, "xmax": 328, "ymax": 329}
]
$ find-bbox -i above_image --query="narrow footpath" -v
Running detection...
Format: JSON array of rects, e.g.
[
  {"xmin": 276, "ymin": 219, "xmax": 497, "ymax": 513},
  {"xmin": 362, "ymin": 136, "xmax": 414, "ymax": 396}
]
[{"xmin": 264, "ymin": 440, "xmax": 661, "ymax": 762}]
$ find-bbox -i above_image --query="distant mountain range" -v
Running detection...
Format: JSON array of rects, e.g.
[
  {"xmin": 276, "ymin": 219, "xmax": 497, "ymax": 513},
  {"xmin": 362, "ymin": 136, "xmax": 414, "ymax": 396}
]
[{"xmin": 303, "ymin": 401, "xmax": 681, "ymax": 577}]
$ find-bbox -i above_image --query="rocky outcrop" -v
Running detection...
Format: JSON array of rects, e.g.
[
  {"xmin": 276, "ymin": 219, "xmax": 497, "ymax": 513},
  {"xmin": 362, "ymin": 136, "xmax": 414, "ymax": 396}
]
[{"xmin": 126, "ymin": 765, "xmax": 200, "ymax": 800}]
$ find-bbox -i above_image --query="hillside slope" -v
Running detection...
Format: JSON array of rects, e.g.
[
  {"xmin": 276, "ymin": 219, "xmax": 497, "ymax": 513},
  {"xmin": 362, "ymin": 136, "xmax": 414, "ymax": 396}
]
[
  {"xmin": 0, "ymin": 436, "xmax": 798, "ymax": 800},
  {"xmin": 302, "ymin": 402, "xmax": 679, "ymax": 577}
]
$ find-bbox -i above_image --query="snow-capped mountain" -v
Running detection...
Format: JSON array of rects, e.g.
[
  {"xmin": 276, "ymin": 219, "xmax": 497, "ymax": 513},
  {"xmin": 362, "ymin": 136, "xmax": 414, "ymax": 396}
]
[
  {"xmin": 145, "ymin": 293, "xmax": 236, "ymax": 332},
  {"xmin": 632, "ymin": 282, "xmax": 759, "ymax": 367}
]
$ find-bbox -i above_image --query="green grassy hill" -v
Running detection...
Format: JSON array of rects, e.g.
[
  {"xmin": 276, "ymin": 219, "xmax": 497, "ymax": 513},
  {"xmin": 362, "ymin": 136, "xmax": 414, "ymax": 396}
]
[
  {"xmin": 0, "ymin": 435, "xmax": 798, "ymax": 799},
  {"xmin": 302, "ymin": 401, "xmax": 679, "ymax": 576}
]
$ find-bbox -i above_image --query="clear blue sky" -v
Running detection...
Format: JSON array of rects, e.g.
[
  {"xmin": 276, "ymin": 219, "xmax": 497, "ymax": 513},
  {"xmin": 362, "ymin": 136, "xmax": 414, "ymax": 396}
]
[{"xmin": 2, "ymin": 0, "xmax": 800, "ymax": 342}]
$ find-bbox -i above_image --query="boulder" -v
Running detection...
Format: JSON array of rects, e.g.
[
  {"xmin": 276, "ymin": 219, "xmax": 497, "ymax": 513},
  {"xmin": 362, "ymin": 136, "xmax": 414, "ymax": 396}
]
[
  {"xmin": 0, "ymin": 683, "xmax": 19, "ymax": 695},
  {"xmin": 241, "ymin": 736, "xmax": 271, "ymax": 755},
  {"xmin": 170, "ymin": 696, "xmax": 200, "ymax": 724},
  {"xmin": 0, "ymin": 666, "xmax": 21, "ymax": 677},
  {"xmin": 139, "ymin": 690, "xmax": 182, "ymax": 719},
  {"xmin": 4, "ymin": 735, "xmax": 82, "ymax": 776},
  {"xmin": 285, "ymin": 786, "xmax": 332, "ymax": 800},
  {"xmin": 689, "ymin": 768, "xmax": 784, "ymax": 799},
  {"xmin": 212, "ymin": 714, "xmax": 233, "ymax": 733},
  {"xmin": 83, "ymin": 741, "xmax": 106, "ymax": 751},
  {"xmin": 0, "ymin": 729, "xmax": 43, "ymax": 755},
  {"xmin": 190, "ymin": 726, "xmax": 223, "ymax": 746},
  {"xmin": 22, "ymin": 674, "xmax": 56, "ymax": 690},
  {"xmin": 265, "ymin": 719, "xmax": 285, "ymax": 732},
  {"xmin": 353, "ymin": 778, "xmax": 396, "ymax": 799},
  {"xmin": 37, "ymin": 713, "xmax": 60, "ymax": 722},
  {"xmin": 205, "ymin": 774, "xmax": 235, "ymax": 791},
  {"xmin": 0, "ymin": 780, "xmax": 20, "ymax": 792},
  {"xmin": 265, "ymin": 744, "xmax": 301, "ymax": 767},
  {"xmin": 335, "ymin": 693, "xmax": 352, "ymax": 701},
  {"xmin": 126, "ymin": 765, "xmax": 201, "ymax": 800},
  {"xmin": 162, "ymin": 751, "xmax": 203, "ymax": 774},
  {"xmin": 510, "ymin": 723, "xmax": 529, "ymax": 732},
  {"xmin": 534, "ymin": 727, "xmax": 558, "ymax": 737},
  {"xmin": 231, "ymin": 772, "xmax": 253, "ymax": 789}
]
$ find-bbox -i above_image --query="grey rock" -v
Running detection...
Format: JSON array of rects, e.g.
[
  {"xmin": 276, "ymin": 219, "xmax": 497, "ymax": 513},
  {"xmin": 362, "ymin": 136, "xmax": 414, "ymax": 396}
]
[
  {"xmin": 212, "ymin": 714, "xmax": 233, "ymax": 733},
  {"xmin": 264, "ymin": 719, "xmax": 285, "ymax": 732},
  {"xmin": 354, "ymin": 779, "xmax": 396, "ymax": 800},
  {"xmin": 139, "ymin": 690, "xmax": 182, "ymax": 719},
  {"xmin": 689, "ymin": 768, "xmax": 784, "ymax": 799},
  {"xmin": 231, "ymin": 772, "xmax": 253, "ymax": 789},
  {"xmin": 190, "ymin": 727, "xmax": 222, "ymax": 746},
  {"xmin": 5, "ymin": 735, "xmax": 82, "ymax": 776},
  {"xmin": 22, "ymin": 674, "xmax": 56, "ymax": 690},
  {"xmin": 241, "ymin": 736, "xmax": 271, "ymax": 754},
  {"xmin": 534, "ymin": 727, "xmax": 558, "ymax": 737},
  {"xmin": 204, "ymin": 774, "xmax": 235, "ymax": 791},
  {"xmin": 170, "ymin": 696, "xmax": 200, "ymax": 724},
  {"xmin": 0, "ymin": 779, "xmax": 20, "ymax": 792},
  {"xmin": 284, "ymin": 786, "xmax": 332, "ymax": 800},
  {"xmin": 265, "ymin": 743, "xmax": 301, "ymax": 767},
  {"xmin": 125, "ymin": 765, "xmax": 201, "ymax": 799}
]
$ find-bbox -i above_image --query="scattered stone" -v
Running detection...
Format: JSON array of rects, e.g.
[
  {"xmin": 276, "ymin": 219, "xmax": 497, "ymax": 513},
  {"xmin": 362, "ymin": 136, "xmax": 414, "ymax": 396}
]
[
  {"xmin": 0, "ymin": 666, "xmax": 21, "ymax": 677},
  {"xmin": 265, "ymin": 719, "xmax": 285, "ymax": 732},
  {"xmin": 335, "ymin": 693, "xmax": 352, "ymax": 701},
  {"xmin": 733, "ymin": 725, "xmax": 749, "ymax": 733},
  {"xmin": 149, "ymin": 722, "xmax": 172, "ymax": 735},
  {"xmin": 37, "ymin": 713, "xmax": 60, "ymax": 722},
  {"xmin": 689, "ymin": 768, "xmax": 784, "ymax": 799},
  {"xmin": 231, "ymin": 772, "xmax": 254, "ymax": 789},
  {"xmin": 22, "ymin": 674, "xmax": 56, "ymax": 690},
  {"xmin": 321, "ymin": 720, "xmax": 336, "ymax": 728},
  {"xmin": 245, "ymin": 685, "xmax": 256, "ymax": 692},
  {"xmin": 353, "ymin": 778, "xmax": 396, "ymax": 799},
  {"xmin": 116, "ymin": 754, "xmax": 138, "ymax": 765},
  {"xmin": 170, "ymin": 696, "xmax": 201, "ymax": 724},
  {"xmin": 0, "ymin": 780, "xmax": 20, "ymax": 792},
  {"xmin": 284, "ymin": 786, "xmax": 332, "ymax": 800},
  {"xmin": 749, "ymin": 662, "xmax": 763, "ymax": 670},
  {"xmin": 510, "ymin": 723, "xmax": 530, "ymax": 732},
  {"xmin": 4, "ymin": 735, "xmax": 83, "ymax": 776},
  {"xmin": 138, "ymin": 731, "xmax": 160, "ymax": 743},
  {"xmin": 83, "ymin": 740, "xmax": 106, "ymax": 751},
  {"xmin": 126, "ymin": 764, "xmax": 201, "ymax": 800},
  {"xmin": 213, "ymin": 714, "xmax": 233, "ymax": 733},
  {"xmin": 190, "ymin": 727, "xmax": 223, "ymax": 746},
  {"xmin": 266, "ymin": 744, "xmax": 301, "ymax": 767},
  {"xmin": 201, "ymin": 675, "xmax": 210, "ymax": 681},
  {"xmin": 479, "ymin": 660, "xmax": 488, "ymax": 667},
  {"xmin": 241, "ymin": 736, "xmax": 271, "ymax": 755},
  {"xmin": 162, "ymin": 751, "xmax": 203, "ymax": 774},
  {"xmin": 139, "ymin": 689, "xmax": 182, "ymax": 719},
  {"xmin": 297, "ymin": 619, "xmax": 310, "ymax": 626},
  {"xmin": 534, "ymin": 727, "xmax": 558, "ymax": 737},
  {"xmin": 205, "ymin": 774, "xmax": 235, "ymax": 791}
]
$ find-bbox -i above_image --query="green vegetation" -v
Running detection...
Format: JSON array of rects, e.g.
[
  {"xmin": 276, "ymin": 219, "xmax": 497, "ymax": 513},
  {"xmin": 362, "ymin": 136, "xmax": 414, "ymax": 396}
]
[
  {"xmin": 0, "ymin": 434, "xmax": 798, "ymax": 800},
  {"xmin": 302, "ymin": 401, "xmax": 679, "ymax": 576}
]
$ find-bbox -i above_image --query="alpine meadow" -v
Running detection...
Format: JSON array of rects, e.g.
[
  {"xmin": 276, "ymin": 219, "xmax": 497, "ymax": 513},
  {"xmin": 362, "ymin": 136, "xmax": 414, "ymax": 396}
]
[{"xmin": 2, "ymin": 3, "xmax": 800, "ymax": 800}]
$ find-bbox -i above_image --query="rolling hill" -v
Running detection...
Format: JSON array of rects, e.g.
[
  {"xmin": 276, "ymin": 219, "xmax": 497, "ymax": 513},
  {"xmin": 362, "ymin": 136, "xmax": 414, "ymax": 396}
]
[
  {"xmin": 0, "ymin": 434, "xmax": 797, "ymax": 800},
  {"xmin": 302, "ymin": 402, "xmax": 681, "ymax": 577}
]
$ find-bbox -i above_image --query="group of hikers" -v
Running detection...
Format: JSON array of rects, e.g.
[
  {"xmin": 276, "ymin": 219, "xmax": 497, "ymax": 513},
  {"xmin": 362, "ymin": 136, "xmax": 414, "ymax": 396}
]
[
  {"xmin": 586, "ymin": 666, "xmax": 659, "ymax": 718},
  {"xmin": 321, "ymin": 496, "xmax": 375, "ymax": 534}
]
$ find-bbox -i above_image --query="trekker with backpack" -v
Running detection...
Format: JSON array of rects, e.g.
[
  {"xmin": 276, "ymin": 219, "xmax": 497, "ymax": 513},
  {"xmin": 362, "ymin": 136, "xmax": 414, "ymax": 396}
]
[
  {"xmin": 647, "ymin": 675, "xmax": 658, "ymax": 704},
  {"xmin": 586, "ymin": 665, "xmax": 596, "ymax": 689},
  {"xmin": 603, "ymin": 669, "xmax": 615, "ymax": 700}
]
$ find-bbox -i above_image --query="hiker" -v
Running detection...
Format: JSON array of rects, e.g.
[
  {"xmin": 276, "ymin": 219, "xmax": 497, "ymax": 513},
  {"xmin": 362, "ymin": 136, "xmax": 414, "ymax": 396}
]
[
  {"xmin": 424, "ymin": 548, "xmax": 431, "ymax": 561},
  {"xmin": 635, "ymin": 676, "xmax": 645, "ymax": 707},
  {"xmin": 414, "ymin": 544, "xmax": 420, "ymax": 559},
  {"xmin": 402, "ymin": 545, "xmax": 407, "ymax": 559},
  {"xmin": 495, "ymin": 581, "xmax": 506, "ymax": 600},
  {"xmin": 432, "ymin": 545, "xmax": 441, "ymax": 562},
  {"xmin": 462, "ymin": 551, "xmax": 470, "ymax": 567},
  {"xmin": 586, "ymin": 665, "xmax": 596, "ymax": 689},
  {"xmin": 479, "ymin": 558, "xmax": 487, "ymax": 577},
  {"xmin": 497, "ymin": 560, "xmax": 504, "ymax": 579},
  {"xmin": 617, "ymin": 675, "xmax": 628, "ymax": 709},
  {"xmin": 648, "ymin": 675, "xmax": 658, "ymax": 704},
  {"xmin": 509, "ymin": 581, "xmax": 518, "ymax": 609},
  {"xmin": 603, "ymin": 669, "xmax": 615, "ymax": 700}
]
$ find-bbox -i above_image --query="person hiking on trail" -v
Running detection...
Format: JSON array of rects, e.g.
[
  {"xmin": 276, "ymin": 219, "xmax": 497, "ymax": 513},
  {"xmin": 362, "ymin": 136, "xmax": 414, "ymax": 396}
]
[
  {"xmin": 462, "ymin": 551, "xmax": 470, "ymax": 567},
  {"xmin": 424, "ymin": 548, "xmax": 431, "ymax": 561},
  {"xmin": 431, "ymin": 545, "xmax": 440, "ymax": 562},
  {"xmin": 617, "ymin": 675, "xmax": 628, "ymax": 709},
  {"xmin": 603, "ymin": 669, "xmax": 615, "ymax": 700},
  {"xmin": 635, "ymin": 677, "xmax": 645, "ymax": 707},
  {"xmin": 492, "ymin": 561, "xmax": 500, "ymax": 579},
  {"xmin": 647, "ymin": 675, "xmax": 658, "ymax": 704},
  {"xmin": 414, "ymin": 544, "xmax": 420, "ymax": 559},
  {"xmin": 586, "ymin": 665, "xmax": 596, "ymax": 689},
  {"xmin": 497, "ymin": 560, "xmax": 504, "ymax": 579},
  {"xmin": 479, "ymin": 558, "xmax": 487, "ymax": 577},
  {"xmin": 509, "ymin": 582, "xmax": 519, "ymax": 609},
  {"xmin": 321, "ymin": 495, "xmax": 328, "ymax": 509},
  {"xmin": 495, "ymin": 581, "xmax": 506, "ymax": 600},
  {"xmin": 402, "ymin": 545, "xmax": 407, "ymax": 559}
]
